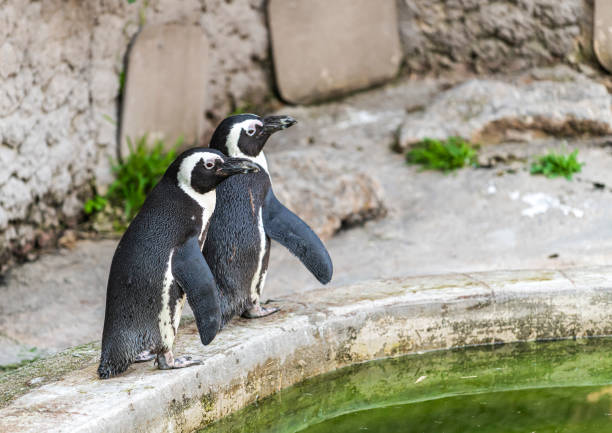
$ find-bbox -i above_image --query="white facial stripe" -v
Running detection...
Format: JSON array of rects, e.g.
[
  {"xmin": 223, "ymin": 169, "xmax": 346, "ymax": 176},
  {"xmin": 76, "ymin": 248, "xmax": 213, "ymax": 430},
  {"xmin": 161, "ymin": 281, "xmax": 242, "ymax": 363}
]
[
  {"xmin": 225, "ymin": 119, "xmax": 263, "ymax": 154},
  {"xmin": 177, "ymin": 152, "xmax": 222, "ymax": 196},
  {"xmin": 177, "ymin": 152, "xmax": 222, "ymax": 187},
  {"xmin": 225, "ymin": 120, "xmax": 269, "ymax": 173},
  {"xmin": 177, "ymin": 152, "xmax": 219, "ymax": 241}
]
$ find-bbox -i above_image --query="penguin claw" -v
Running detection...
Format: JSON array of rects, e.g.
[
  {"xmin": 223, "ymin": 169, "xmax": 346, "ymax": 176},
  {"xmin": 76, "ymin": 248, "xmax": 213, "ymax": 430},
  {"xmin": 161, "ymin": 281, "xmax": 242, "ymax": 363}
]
[{"xmin": 242, "ymin": 304, "xmax": 280, "ymax": 319}]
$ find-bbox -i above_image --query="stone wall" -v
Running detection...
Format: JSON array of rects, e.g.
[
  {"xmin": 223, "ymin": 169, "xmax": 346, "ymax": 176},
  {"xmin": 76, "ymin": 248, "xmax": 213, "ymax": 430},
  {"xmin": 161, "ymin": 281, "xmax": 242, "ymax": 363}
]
[
  {"xmin": 0, "ymin": 0, "xmax": 270, "ymax": 271},
  {"xmin": 0, "ymin": 0, "xmax": 596, "ymax": 271},
  {"xmin": 397, "ymin": 0, "xmax": 593, "ymax": 74}
]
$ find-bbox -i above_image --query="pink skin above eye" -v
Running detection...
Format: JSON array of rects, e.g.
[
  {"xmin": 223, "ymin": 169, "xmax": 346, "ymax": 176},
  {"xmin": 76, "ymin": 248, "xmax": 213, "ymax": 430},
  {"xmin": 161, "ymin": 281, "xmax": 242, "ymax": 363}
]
[
  {"xmin": 245, "ymin": 120, "xmax": 263, "ymax": 136},
  {"xmin": 202, "ymin": 154, "xmax": 222, "ymax": 169}
]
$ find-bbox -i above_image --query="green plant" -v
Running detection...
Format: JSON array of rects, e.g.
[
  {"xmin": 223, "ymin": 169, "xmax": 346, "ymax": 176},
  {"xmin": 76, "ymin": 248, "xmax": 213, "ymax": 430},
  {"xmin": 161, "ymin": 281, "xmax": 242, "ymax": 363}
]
[
  {"xmin": 530, "ymin": 149, "xmax": 583, "ymax": 180},
  {"xmin": 83, "ymin": 195, "xmax": 107, "ymax": 214},
  {"xmin": 406, "ymin": 137, "xmax": 478, "ymax": 172},
  {"xmin": 84, "ymin": 136, "xmax": 180, "ymax": 230}
]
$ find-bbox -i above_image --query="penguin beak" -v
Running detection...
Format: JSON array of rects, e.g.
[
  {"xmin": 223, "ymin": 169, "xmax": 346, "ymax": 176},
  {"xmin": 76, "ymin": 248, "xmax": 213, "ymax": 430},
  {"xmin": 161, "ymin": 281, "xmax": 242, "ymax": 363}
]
[
  {"xmin": 261, "ymin": 115, "xmax": 297, "ymax": 135},
  {"xmin": 216, "ymin": 157, "xmax": 260, "ymax": 176}
]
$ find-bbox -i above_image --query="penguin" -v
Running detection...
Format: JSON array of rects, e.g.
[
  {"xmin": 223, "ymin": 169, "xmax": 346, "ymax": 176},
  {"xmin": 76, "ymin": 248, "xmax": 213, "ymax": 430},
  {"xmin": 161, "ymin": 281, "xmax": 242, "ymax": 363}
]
[
  {"xmin": 98, "ymin": 148, "xmax": 259, "ymax": 379},
  {"xmin": 203, "ymin": 114, "xmax": 333, "ymax": 324}
]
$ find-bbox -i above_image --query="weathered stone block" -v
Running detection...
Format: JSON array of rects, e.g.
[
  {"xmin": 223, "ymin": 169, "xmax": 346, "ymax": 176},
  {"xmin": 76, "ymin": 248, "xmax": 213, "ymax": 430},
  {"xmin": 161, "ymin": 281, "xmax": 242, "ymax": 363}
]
[
  {"xmin": 119, "ymin": 24, "xmax": 209, "ymax": 156},
  {"xmin": 268, "ymin": 0, "xmax": 401, "ymax": 104},
  {"xmin": 397, "ymin": 0, "xmax": 590, "ymax": 75},
  {"xmin": 594, "ymin": 0, "xmax": 612, "ymax": 73},
  {"xmin": 399, "ymin": 67, "xmax": 612, "ymax": 148}
]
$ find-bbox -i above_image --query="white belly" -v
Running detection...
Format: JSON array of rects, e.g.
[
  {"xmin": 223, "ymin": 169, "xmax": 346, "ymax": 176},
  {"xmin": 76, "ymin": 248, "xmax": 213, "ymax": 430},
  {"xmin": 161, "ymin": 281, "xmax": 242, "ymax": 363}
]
[
  {"xmin": 159, "ymin": 250, "xmax": 175, "ymax": 350},
  {"xmin": 250, "ymin": 207, "xmax": 267, "ymax": 304}
]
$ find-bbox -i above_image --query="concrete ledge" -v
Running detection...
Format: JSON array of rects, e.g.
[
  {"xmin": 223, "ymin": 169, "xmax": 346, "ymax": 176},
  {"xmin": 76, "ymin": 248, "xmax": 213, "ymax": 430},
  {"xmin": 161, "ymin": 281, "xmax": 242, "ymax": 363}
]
[{"xmin": 2, "ymin": 267, "xmax": 612, "ymax": 432}]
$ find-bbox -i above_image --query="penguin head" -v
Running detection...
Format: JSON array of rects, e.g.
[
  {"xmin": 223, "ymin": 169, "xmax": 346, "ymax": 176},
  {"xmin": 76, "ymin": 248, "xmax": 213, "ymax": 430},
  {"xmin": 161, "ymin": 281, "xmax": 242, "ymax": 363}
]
[
  {"xmin": 210, "ymin": 114, "xmax": 297, "ymax": 158},
  {"xmin": 168, "ymin": 148, "xmax": 260, "ymax": 195}
]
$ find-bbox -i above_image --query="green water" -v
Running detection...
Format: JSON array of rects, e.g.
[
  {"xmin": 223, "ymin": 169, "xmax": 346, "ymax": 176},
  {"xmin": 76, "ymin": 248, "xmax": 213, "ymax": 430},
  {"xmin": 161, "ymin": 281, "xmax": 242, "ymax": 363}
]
[{"xmin": 200, "ymin": 339, "xmax": 612, "ymax": 433}]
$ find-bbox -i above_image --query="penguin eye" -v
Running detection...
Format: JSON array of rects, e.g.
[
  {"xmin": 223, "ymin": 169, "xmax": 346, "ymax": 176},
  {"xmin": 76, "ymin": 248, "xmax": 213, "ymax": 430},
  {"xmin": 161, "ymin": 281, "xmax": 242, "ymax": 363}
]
[
  {"xmin": 245, "ymin": 127, "xmax": 256, "ymax": 137},
  {"xmin": 204, "ymin": 161, "xmax": 215, "ymax": 169}
]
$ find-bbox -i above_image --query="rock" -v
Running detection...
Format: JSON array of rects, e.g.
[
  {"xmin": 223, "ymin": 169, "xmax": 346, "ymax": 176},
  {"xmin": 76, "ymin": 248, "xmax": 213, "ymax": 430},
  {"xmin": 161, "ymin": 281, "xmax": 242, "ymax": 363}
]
[
  {"xmin": 0, "ymin": 42, "xmax": 22, "ymax": 79},
  {"xmin": 119, "ymin": 24, "xmax": 209, "ymax": 155},
  {"xmin": 397, "ymin": 0, "xmax": 590, "ymax": 75},
  {"xmin": 479, "ymin": 2, "xmax": 535, "ymax": 45},
  {"xmin": 269, "ymin": 148, "xmax": 386, "ymax": 240},
  {"xmin": 594, "ymin": 0, "xmax": 612, "ymax": 73},
  {"xmin": 268, "ymin": 0, "xmax": 401, "ymax": 104},
  {"xmin": 57, "ymin": 230, "xmax": 78, "ymax": 250},
  {"xmin": 399, "ymin": 68, "xmax": 612, "ymax": 148}
]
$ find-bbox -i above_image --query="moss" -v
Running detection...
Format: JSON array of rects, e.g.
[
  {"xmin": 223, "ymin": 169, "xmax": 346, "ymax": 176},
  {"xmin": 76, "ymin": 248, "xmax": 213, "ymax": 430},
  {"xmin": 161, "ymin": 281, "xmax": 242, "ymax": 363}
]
[
  {"xmin": 0, "ymin": 357, "xmax": 41, "ymax": 373},
  {"xmin": 0, "ymin": 342, "xmax": 99, "ymax": 409},
  {"xmin": 201, "ymin": 391, "xmax": 217, "ymax": 421}
]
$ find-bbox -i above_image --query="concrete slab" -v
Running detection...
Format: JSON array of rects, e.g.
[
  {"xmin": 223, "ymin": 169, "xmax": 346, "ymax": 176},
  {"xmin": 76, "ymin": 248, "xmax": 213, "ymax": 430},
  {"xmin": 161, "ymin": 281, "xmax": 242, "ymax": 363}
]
[
  {"xmin": 0, "ymin": 240, "xmax": 115, "ymax": 363},
  {"xmin": 119, "ymin": 24, "xmax": 209, "ymax": 156},
  {"xmin": 594, "ymin": 0, "xmax": 612, "ymax": 73},
  {"xmin": 268, "ymin": 0, "xmax": 401, "ymax": 104},
  {"xmin": 2, "ymin": 268, "xmax": 612, "ymax": 432}
]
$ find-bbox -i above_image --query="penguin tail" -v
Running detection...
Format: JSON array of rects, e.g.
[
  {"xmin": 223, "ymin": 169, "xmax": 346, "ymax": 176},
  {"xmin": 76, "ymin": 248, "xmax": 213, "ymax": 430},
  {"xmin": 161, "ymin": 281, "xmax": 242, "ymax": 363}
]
[
  {"xmin": 97, "ymin": 346, "xmax": 133, "ymax": 379},
  {"xmin": 97, "ymin": 361, "xmax": 113, "ymax": 379},
  {"xmin": 97, "ymin": 356, "xmax": 129, "ymax": 379}
]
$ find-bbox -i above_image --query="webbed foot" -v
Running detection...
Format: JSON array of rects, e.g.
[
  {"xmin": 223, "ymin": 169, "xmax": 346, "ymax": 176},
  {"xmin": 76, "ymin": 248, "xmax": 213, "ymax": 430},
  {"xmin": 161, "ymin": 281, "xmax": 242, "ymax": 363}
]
[
  {"xmin": 242, "ymin": 303, "xmax": 280, "ymax": 319},
  {"xmin": 134, "ymin": 350, "xmax": 156, "ymax": 363},
  {"xmin": 156, "ymin": 352, "xmax": 202, "ymax": 370}
]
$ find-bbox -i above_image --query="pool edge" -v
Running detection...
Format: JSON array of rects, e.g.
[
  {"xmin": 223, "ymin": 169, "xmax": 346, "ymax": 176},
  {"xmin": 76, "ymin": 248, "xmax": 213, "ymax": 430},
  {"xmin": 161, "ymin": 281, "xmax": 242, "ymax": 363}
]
[{"xmin": 2, "ymin": 266, "xmax": 612, "ymax": 432}]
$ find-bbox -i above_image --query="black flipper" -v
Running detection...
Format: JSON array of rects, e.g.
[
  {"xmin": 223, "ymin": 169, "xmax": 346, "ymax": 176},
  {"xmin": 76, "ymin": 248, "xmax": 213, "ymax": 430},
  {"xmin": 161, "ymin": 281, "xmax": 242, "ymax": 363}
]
[
  {"xmin": 172, "ymin": 236, "xmax": 221, "ymax": 346},
  {"xmin": 262, "ymin": 190, "xmax": 333, "ymax": 284}
]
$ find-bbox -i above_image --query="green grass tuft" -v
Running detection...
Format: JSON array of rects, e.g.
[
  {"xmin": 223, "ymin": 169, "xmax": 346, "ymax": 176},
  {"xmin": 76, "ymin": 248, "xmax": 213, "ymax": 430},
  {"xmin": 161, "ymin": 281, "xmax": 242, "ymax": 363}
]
[
  {"xmin": 530, "ymin": 149, "xmax": 583, "ymax": 180},
  {"xmin": 406, "ymin": 137, "xmax": 478, "ymax": 172},
  {"xmin": 84, "ymin": 135, "xmax": 180, "ymax": 230}
]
